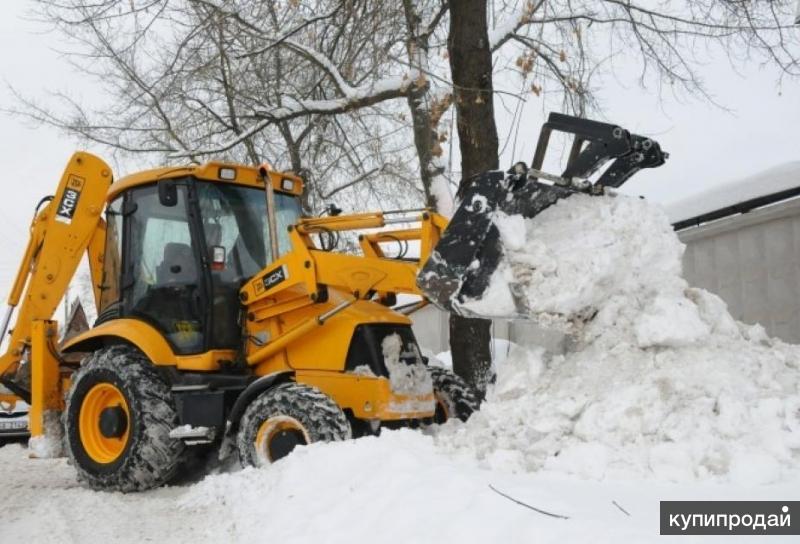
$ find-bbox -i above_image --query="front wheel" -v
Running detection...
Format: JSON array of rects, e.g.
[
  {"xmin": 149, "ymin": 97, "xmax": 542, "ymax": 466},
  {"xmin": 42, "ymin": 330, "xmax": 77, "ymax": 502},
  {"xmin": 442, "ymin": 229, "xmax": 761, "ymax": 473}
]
[
  {"xmin": 237, "ymin": 382, "xmax": 351, "ymax": 467},
  {"xmin": 64, "ymin": 346, "xmax": 185, "ymax": 491},
  {"xmin": 428, "ymin": 367, "xmax": 480, "ymax": 424}
]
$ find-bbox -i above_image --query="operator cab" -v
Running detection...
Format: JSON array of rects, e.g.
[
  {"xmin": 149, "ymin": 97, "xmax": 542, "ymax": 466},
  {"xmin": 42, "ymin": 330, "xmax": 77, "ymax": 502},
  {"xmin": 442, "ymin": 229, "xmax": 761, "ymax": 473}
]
[{"xmin": 98, "ymin": 164, "xmax": 303, "ymax": 354}]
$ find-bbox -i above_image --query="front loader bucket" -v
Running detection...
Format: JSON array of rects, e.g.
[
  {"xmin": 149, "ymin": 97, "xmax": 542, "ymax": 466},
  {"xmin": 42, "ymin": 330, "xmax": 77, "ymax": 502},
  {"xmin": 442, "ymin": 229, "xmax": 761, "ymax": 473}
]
[{"xmin": 418, "ymin": 112, "xmax": 667, "ymax": 315}]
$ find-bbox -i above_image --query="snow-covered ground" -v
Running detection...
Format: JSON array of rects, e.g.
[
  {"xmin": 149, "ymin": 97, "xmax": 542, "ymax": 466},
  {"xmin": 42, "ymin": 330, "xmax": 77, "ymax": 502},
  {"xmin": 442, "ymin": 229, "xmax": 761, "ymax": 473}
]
[
  {"xmin": 2, "ymin": 435, "xmax": 798, "ymax": 544},
  {"xmin": 3, "ymin": 192, "xmax": 800, "ymax": 542}
]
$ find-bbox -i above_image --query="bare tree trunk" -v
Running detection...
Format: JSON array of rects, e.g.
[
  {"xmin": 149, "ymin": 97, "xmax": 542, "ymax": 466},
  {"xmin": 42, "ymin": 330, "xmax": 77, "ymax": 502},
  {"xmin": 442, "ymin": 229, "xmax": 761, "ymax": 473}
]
[
  {"xmin": 405, "ymin": 86, "xmax": 441, "ymax": 210},
  {"xmin": 447, "ymin": 0, "xmax": 499, "ymax": 395},
  {"xmin": 277, "ymin": 120, "xmax": 313, "ymax": 211},
  {"xmin": 401, "ymin": 0, "xmax": 452, "ymax": 213}
]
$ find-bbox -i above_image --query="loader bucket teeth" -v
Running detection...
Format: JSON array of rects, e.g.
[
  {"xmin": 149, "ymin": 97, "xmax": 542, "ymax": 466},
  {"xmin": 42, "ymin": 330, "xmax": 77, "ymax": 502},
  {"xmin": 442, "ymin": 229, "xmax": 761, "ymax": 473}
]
[{"xmin": 418, "ymin": 112, "xmax": 668, "ymax": 315}]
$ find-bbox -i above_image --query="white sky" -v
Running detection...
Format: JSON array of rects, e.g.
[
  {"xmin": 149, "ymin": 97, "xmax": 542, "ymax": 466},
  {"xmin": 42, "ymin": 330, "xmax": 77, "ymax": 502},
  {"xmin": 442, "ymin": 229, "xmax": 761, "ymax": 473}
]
[
  {"xmin": 495, "ymin": 59, "xmax": 800, "ymax": 205},
  {"xmin": 0, "ymin": 1, "xmax": 799, "ymax": 292}
]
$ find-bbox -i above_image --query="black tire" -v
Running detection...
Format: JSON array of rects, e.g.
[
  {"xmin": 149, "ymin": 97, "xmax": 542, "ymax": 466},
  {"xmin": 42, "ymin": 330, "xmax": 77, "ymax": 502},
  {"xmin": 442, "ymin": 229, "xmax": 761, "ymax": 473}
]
[
  {"xmin": 237, "ymin": 382, "xmax": 351, "ymax": 467},
  {"xmin": 428, "ymin": 367, "xmax": 480, "ymax": 423},
  {"xmin": 64, "ymin": 345, "xmax": 185, "ymax": 492}
]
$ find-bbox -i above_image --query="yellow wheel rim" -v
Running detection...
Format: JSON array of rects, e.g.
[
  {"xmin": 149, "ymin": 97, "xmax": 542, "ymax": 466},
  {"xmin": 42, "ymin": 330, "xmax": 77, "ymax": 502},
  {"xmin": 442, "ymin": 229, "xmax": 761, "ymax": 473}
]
[
  {"xmin": 254, "ymin": 416, "xmax": 309, "ymax": 464},
  {"xmin": 435, "ymin": 393, "xmax": 451, "ymax": 422},
  {"xmin": 79, "ymin": 383, "xmax": 130, "ymax": 464}
]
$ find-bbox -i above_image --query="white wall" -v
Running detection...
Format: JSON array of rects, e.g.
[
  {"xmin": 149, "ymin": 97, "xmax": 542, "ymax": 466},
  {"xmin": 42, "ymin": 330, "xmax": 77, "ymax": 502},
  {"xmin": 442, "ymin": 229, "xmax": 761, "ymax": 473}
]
[{"xmin": 679, "ymin": 198, "xmax": 800, "ymax": 344}]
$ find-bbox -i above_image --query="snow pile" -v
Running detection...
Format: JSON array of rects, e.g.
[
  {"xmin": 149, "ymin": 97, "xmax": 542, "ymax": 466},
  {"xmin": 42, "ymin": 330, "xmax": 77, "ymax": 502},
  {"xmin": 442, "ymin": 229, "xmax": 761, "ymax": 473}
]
[
  {"xmin": 461, "ymin": 193, "xmax": 684, "ymax": 329},
  {"xmin": 28, "ymin": 410, "xmax": 65, "ymax": 459},
  {"xmin": 438, "ymin": 194, "xmax": 800, "ymax": 484},
  {"xmin": 382, "ymin": 333, "xmax": 433, "ymax": 396},
  {"xmin": 178, "ymin": 431, "xmax": 565, "ymax": 544}
]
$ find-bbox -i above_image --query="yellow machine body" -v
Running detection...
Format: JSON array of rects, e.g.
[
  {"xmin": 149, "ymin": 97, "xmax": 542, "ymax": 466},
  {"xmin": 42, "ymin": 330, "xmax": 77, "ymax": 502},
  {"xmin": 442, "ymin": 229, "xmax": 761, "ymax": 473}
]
[{"xmin": 0, "ymin": 153, "xmax": 449, "ymax": 447}]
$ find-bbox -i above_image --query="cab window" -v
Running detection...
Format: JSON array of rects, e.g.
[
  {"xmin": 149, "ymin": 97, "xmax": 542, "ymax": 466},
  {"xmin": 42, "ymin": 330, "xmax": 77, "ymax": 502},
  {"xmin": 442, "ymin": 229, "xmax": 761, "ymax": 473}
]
[
  {"xmin": 195, "ymin": 182, "xmax": 302, "ymax": 349},
  {"xmin": 99, "ymin": 197, "xmax": 123, "ymax": 314},
  {"xmin": 275, "ymin": 192, "xmax": 302, "ymax": 256},
  {"xmin": 124, "ymin": 184, "xmax": 203, "ymax": 353}
]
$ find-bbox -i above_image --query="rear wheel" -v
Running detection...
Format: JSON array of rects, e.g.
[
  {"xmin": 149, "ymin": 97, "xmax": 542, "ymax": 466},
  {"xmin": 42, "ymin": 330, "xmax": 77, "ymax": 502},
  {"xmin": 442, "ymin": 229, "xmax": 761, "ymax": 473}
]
[
  {"xmin": 65, "ymin": 346, "xmax": 185, "ymax": 491},
  {"xmin": 237, "ymin": 382, "xmax": 350, "ymax": 467},
  {"xmin": 428, "ymin": 367, "xmax": 480, "ymax": 423}
]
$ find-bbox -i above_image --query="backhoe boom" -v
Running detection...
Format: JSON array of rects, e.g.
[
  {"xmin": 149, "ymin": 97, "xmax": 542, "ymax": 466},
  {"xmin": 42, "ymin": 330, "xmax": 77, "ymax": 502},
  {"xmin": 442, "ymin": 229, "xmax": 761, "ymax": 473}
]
[{"xmin": 0, "ymin": 153, "xmax": 111, "ymax": 418}]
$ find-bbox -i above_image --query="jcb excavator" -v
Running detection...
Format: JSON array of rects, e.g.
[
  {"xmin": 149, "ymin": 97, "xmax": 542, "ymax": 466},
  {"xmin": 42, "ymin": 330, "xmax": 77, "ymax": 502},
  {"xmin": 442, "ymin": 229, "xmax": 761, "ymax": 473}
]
[{"xmin": 0, "ymin": 113, "xmax": 665, "ymax": 491}]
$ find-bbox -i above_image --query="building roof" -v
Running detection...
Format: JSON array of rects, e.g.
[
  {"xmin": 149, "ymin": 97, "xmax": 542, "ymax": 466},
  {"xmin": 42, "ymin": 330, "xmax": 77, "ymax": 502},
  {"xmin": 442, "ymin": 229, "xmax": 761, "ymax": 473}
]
[{"xmin": 666, "ymin": 161, "xmax": 800, "ymax": 229}]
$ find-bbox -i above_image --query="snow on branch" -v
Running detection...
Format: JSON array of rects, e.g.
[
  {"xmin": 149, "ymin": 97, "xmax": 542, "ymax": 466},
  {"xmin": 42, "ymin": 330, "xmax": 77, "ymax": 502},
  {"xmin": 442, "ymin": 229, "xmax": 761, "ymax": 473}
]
[
  {"xmin": 490, "ymin": 0, "xmax": 543, "ymax": 51},
  {"xmin": 168, "ymin": 72, "xmax": 418, "ymax": 159},
  {"xmin": 280, "ymin": 38, "xmax": 357, "ymax": 98}
]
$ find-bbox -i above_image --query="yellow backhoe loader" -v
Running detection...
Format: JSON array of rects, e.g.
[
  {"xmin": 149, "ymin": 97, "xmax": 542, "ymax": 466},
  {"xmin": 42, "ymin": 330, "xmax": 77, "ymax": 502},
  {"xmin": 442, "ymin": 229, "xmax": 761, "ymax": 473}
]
[{"xmin": 0, "ymin": 113, "xmax": 666, "ymax": 491}]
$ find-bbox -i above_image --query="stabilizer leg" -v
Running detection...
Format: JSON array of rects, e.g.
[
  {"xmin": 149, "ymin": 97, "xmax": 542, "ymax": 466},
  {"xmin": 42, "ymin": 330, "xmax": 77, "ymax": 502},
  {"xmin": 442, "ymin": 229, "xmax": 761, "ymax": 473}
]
[{"xmin": 29, "ymin": 320, "xmax": 65, "ymax": 458}]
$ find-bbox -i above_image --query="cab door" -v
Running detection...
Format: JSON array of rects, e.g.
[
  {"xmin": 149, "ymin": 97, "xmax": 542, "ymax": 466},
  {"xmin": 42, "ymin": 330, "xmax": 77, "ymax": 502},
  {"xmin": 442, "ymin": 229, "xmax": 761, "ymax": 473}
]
[{"xmin": 122, "ymin": 183, "xmax": 206, "ymax": 354}]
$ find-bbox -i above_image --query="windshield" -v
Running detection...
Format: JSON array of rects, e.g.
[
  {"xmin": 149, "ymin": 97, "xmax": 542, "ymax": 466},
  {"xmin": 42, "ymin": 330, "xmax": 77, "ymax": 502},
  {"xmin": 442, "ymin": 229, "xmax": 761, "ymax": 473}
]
[
  {"xmin": 196, "ymin": 181, "xmax": 302, "ymax": 349},
  {"xmin": 196, "ymin": 182, "xmax": 302, "ymax": 281},
  {"xmin": 275, "ymin": 192, "xmax": 303, "ymax": 255}
]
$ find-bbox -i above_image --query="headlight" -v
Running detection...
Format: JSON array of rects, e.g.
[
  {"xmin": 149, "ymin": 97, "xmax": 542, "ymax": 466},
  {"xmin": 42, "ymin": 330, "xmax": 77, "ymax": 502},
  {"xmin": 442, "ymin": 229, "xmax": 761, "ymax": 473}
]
[{"xmin": 219, "ymin": 167, "xmax": 236, "ymax": 180}]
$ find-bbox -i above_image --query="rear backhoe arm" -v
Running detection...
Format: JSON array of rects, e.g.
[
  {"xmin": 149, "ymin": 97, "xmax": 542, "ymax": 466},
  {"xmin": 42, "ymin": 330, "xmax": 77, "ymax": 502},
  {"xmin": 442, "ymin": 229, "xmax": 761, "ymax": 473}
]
[{"xmin": 0, "ymin": 153, "xmax": 111, "ymax": 416}]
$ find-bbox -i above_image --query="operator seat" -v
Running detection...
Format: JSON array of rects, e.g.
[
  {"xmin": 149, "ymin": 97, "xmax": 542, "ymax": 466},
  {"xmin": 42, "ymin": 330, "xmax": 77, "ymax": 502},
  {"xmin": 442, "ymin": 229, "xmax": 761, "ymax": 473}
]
[
  {"xmin": 156, "ymin": 242, "xmax": 196, "ymax": 285},
  {"xmin": 136, "ymin": 242, "xmax": 202, "ymax": 352}
]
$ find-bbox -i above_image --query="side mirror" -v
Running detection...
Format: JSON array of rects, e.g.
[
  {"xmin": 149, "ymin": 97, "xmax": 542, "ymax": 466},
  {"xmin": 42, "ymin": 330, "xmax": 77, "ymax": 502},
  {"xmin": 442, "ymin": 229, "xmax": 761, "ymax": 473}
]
[
  {"xmin": 158, "ymin": 180, "xmax": 178, "ymax": 207},
  {"xmin": 326, "ymin": 203, "xmax": 343, "ymax": 217}
]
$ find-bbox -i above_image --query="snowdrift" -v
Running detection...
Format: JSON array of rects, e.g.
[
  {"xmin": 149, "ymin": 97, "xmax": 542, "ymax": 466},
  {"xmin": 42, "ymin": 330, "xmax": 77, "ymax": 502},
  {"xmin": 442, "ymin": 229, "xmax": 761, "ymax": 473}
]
[
  {"xmin": 438, "ymin": 194, "xmax": 800, "ymax": 484},
  {"xmin": 180, "ymin": 432, "xmax": 560, "ymax": 543}
]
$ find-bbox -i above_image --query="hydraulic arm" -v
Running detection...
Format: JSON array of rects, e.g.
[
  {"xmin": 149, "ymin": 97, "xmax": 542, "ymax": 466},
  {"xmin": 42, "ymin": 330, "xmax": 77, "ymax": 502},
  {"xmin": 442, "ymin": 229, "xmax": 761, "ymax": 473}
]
[
  {"xmin": 239, "ymin": 209, "xmax": 448, "ymax": 369},
  {"xmin": 0, "ymin": 153, "xmax": 111, "ymax": 435}
]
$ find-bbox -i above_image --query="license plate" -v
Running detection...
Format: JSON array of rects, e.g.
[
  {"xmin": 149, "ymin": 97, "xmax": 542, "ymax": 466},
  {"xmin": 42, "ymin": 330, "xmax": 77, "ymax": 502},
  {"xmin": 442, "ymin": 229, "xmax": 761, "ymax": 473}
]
[{"xmin": 0, "ymin": 420, "xmax": 27, "ymax": 431}]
